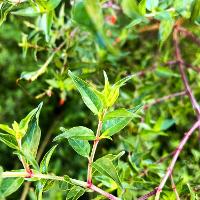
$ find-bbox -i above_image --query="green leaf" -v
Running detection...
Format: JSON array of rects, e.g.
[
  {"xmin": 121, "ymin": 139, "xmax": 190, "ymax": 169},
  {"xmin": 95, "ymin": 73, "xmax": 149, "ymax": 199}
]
[
  {"xmin": 20, "ymin": 53, "xmax": 55, "ymax": 81},
  {"xmin": 40, "ymin": 145, "xmax": 57, "ymax": 174},
  {"xmin": 22, "ymin": 103, "xmax": 43, "ymax": 158},
  {"xmin": 121, "ymin": 0, "xmax": 140, "ymax": 19},
  {"xmin": 68, "ymin": 139, "xmax": 90, "ymax": 158},
  {"xmin": 71, "ymin": 1, "xmax": 95, "ymax": 31},
  {"xmin": 159, "ymin": 19, "xmax": 174, "ymax": 46},
  {"xmin": 0, "ymin": 178, "xmax": 24, "ymax": 197},
  {"xmin": 93, "ymin": 157, "xmax": 121, "ymax": 187},
  {"xmin": 104, "ymin": 108, "xmax": 134, "ymax": 121},
  {"xmin": 0, "ymin": 166, "xmax": 3, "ymax": 186},
  {"xmin": 54, "ymin": 126, "xmax": 95, "ymax": 141},
  {"xmin": 19, "ymin": 107, "xmax": 40, "ymax": 138},
  {"xmin": 0, "ymin": 133, "xmax": 18, "ymax": 149},
  {"xmin": 36, "ymin": 0, "xmax": 62, "ymax": 11},
  {"xmin": 84, "ymin": 0, "xmax": 104, "ymax": 32},
  {"xmin": 0, "ymin": 124, "xmax": 15, "ymax": 135},
  {"xmin": 190, "ymin": 0, "xmax": 200, "ymax": 21},
  {"xmin": 154, "ymin": 118, "xmax": 175, "ymax": 131},
  {"xmin": 14, "ymin": 151, "xmax": 39, "ymax": 170},
  {"xmin": 138, "ymin": 0, "xmax": 147, "ymax": 15},
  {"xmin": 66, "ymin": 185, "xmax": 85, "ymax": 200},
  {"xmin": 11, "ymin": 7, "xmax": 41, "ymax": 17},
  {"xmin": 102, "ymin": 105, "xmax": 142, "ymax": 137},
  {"xmin": 0, "ymin": 2, "xmax": 13, "ymax": 26},
  {"xmin": 146, "ymin": 0, "xmax": 159, "ymax": 11},
  {"xmin": 102, "ymin": 116, "xmax": 133, "ymax": 137},
  {"xmin": 68, "ymin": 70, "xmax": 103, "ymax": 114},
  {"xmin": 38, "ymin": 11, "xmax": 53, "ymax": 42},
  {"xmin": 155, "ymin": 67, "xmax": 179, "ymax": 78}
]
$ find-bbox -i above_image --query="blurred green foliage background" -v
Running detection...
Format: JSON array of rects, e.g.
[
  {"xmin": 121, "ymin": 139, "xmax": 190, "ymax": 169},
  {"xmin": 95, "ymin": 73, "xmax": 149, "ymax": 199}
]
[{"xmin": 0, "ymin": 0, "xmax": 200, "ymax": 199}]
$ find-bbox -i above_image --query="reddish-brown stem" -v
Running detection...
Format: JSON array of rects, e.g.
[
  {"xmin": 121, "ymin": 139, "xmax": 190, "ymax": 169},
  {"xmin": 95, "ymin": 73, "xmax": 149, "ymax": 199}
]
[
  {"xmin": 173, "ymin": 27, "xmax": 200, "ymax": 116},
  {"xmin": 89, "ymin": 184, "xmax": 119, "ymax": 200},
  {"xmin": 170, "ymin": 174, "xmax": 180, "ymax": 200},
  {"xmin": 143, "ymin": 91, "xmax": 186, "ymax": 110},
  {"xmin": 178, "ymin": 27, "xmax": 200, "ymax": 46},
  {"xmin": 2, "ymin": 171, "xmax": 119, "ymax": 200},
  {"xmin": 137, "ymin": 189, "xmax": 157, "ymax": 200},
  {"xmin": 87, "ymin": 110, "xmax": 106, "ymax": 185},
  {"xmin": 155, "ymin": 120, "xmax": 200, "ymax": 200},
  {"xmin": 166, "ymin": 60, "xmax": 200, "ymax": 73}
]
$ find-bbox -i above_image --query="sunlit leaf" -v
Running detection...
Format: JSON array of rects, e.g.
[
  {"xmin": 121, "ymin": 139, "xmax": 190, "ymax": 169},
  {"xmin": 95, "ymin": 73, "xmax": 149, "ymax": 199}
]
[
  {"xmin": 68, "ymin": 70, "xmax": 103, "ymax": 114},
  {"xmin": 0, "ymin": 133, "xmax": 18, "ymax": 149},
  {"xmin": 54, "ymin": 126, "xmax": 95, "ymax": 141}
]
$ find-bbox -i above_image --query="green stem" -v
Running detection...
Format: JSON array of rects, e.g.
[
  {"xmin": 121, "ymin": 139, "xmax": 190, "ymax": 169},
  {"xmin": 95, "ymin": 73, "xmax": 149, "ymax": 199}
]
[
  {"xmin": 87, "ymin": 110, "xmax": 106, "ymax": 185},
  {"xmin": 2, "ymin": 171, "xmax": 119, "ymax": 200}
]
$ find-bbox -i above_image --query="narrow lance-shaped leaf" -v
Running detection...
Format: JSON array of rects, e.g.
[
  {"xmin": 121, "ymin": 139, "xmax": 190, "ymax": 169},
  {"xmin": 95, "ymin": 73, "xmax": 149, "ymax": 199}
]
[
  {"xmin": 0, "ymin": 133, "xmax": 18, "ymax": 150},
  {"xmin": 68, "ymin": 139, "xmax": 90, "ymax": 158},
  {"xmin": 40, "ymin": 145, "xmax": 57, "ymax": 174},
  {"xmin": 0, "ymin": 178, "xmax": 24, "ymax": 197},
  {"xmin": 0, "ymin": 124, "xmax": 15, "ymax": 135},
  {"xmin": 54, "ymin": 126, "xmax": 95, "ymax": 141},
  {"xmin": 93, "ymin": 157, "xmax": 121, "ymax": 187},
  {"xmin": 22, "ymin": 102, "xmax": 43, "ymax": 158},
  {"xmin": 68, "ymin": 70, "xmax": 103, "ymax": 114},
  {"xmin": 102, "ymin": 107, "xmax": 140, "ymax": 137},
  {"xmin": 67, "ymin": 185, "xmax": 85, "ymax": 200},
  {"xmin": 159, "ymin": 19, "xmax": 174, "ymax": 47},
  {"xmin": 121, "ymin": 0, "xmax": 140, "ymax": 19}
]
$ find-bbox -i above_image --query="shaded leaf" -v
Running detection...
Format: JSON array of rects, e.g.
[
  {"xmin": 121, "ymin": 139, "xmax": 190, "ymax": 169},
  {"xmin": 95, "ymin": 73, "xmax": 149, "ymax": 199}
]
[
  {"xmin": 22, "ymin": 103, "xmax": 43, "ymax": 158},
  {"xmin": 0, "ymin": 178, "xmax": 24, "ymax": 197},
  {"xmin": 66, "ymin": 185, "xmax": 85, "ymax": 200},
  {"xmin": 0, "ymin": 133, "xmax": 18, "ymax": 149},
  {"xmin": 40, "ymin": 145, "xmax": 57, "ymax": 174},
  {"xmin": 68, "ymin": 139, "xmax": 90, "ymax": 158},
  {"xmin": 93, "ymin": 157, "xmax": 121, "ymax": 187}
]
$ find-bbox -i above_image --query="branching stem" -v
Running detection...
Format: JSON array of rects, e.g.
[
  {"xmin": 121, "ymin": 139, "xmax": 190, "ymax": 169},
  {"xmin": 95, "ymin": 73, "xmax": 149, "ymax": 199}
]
[
  {"xmin": 87, "ymin": 110, "xmax": 106, "ymax": 185},
  {"xmin": 2, "ymin": 171, "xmax": 119, "ymax": 200}
]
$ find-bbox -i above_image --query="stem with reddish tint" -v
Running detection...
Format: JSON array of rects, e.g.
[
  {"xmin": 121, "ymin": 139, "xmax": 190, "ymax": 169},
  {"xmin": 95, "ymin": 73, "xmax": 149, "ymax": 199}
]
[
  {"xmin": 170, "ymin": 174, "xmax": 180, "ymax": 200},
  {"xmin": 155, "ymin": 120, "xmax": 200, "ymax": 200},
  {"xmin": 2, "ymin": 171, "xmax": 119, "ymax": 200},
  {"xmin": 87, "ymin": 118, "xmax": 103, "ymax": 185}
]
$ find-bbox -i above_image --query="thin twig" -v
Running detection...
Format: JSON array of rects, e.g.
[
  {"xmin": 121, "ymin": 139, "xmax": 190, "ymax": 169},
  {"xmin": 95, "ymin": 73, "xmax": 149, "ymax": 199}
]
[
  {"xmin": 143, "ymin": 91, "xmax": 186, "ymax": 110},
  {"xmin": 170, "ymin": 174, "xmax": 181, "ymax": 200},
  {"xmin": 178, "ymin": 27, "xmax": 200, "ymax": 46},
  {"xmin": 174, "ymin": 27, "xmax": 200, "ymax": 115},
  {"xmin": 87, "ymin": 110, "xmax": 106, "ymax": 185},
  {"xmin": 155, "ymin": 120, "xmax": 200, "ymax": 200}
]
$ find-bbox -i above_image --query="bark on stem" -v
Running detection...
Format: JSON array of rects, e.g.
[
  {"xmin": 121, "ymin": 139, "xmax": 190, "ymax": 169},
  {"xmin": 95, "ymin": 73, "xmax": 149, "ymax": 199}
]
[{"xmin": 2, "ymin": 171, "xmax": 119, "ymax": 200}]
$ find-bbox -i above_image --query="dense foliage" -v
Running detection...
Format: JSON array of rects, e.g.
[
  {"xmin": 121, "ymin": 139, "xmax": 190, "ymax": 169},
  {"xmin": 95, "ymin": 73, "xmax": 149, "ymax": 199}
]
[{"xmin": 0, "ymin": 0, "xmax": 200, "ymax": 199}]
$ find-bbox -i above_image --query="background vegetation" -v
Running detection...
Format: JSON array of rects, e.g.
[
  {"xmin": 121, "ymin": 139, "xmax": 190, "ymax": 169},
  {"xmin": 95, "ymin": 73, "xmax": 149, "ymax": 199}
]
[{"xmin": 0, "ymin": 0, "xmax": 200, "ymax": 199}]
